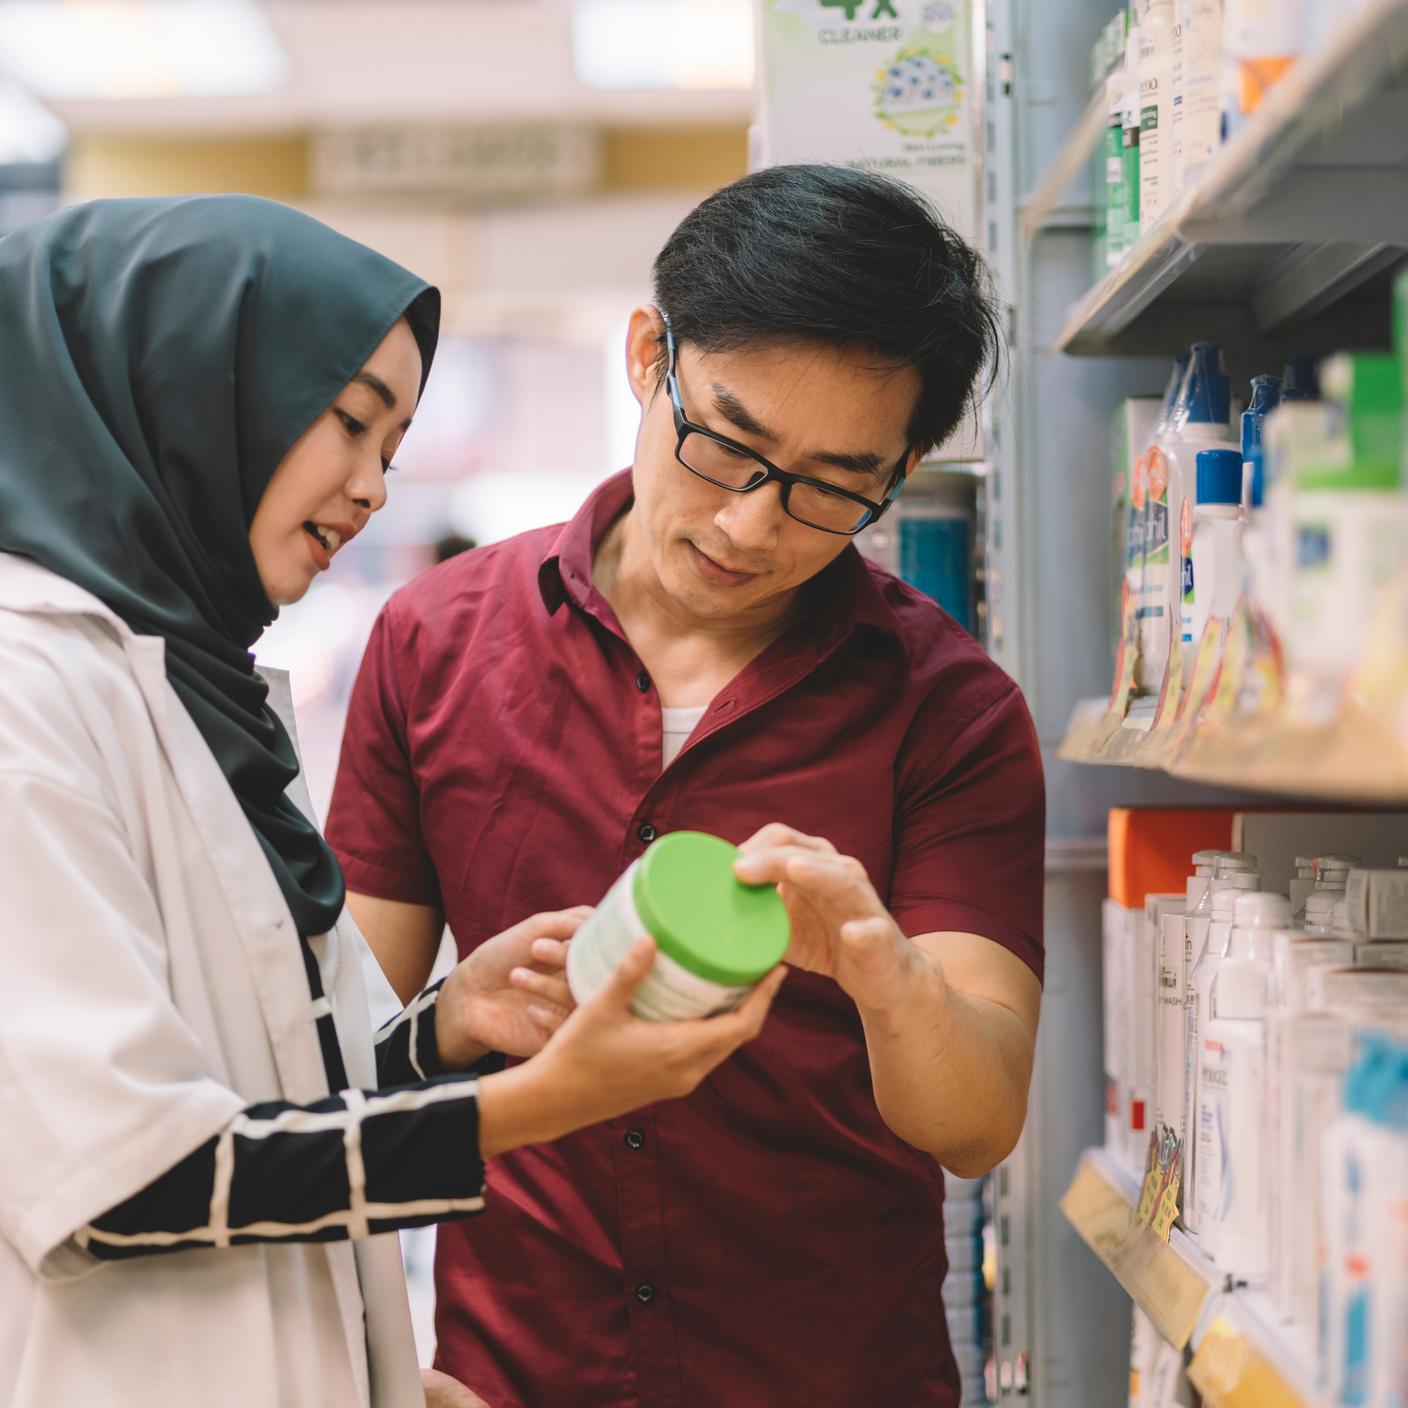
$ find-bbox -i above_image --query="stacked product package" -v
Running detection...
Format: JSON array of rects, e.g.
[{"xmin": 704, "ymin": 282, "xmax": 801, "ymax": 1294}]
[
  {"xmin": 943, "ymin": 1168, "xmax": 990, "ymax": 1405},
  {"xmin": 1103, "ymin": 807, "xmax": 1408, "ymax": 1405}
]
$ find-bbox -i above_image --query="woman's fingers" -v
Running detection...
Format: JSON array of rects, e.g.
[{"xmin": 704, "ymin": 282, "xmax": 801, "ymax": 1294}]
[
  {"xmin": 528, "ymin": 936, "xmax": 569, "ymax": 969},
  {"xmin": 593, "ymin": 936, "xmax": 657, "ymax": 1013},
  {"xmin": 526, "ymin": 1003, "xmax": 567, "ymax": 1034},
  {"xmin": 510, "ymin": 966, "xmax": 572, "ymax": 1005}
]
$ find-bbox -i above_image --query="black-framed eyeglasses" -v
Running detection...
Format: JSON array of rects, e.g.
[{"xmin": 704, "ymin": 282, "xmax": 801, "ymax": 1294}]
[{"xmin": 662, "ymin": 314, "xmax": 909, "ymax": 537}]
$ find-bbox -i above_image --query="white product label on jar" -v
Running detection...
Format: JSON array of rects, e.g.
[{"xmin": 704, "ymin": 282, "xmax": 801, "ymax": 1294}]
[{"xmin": 566, "ymin": 861, "xmax": 755, "ymax": 1023}]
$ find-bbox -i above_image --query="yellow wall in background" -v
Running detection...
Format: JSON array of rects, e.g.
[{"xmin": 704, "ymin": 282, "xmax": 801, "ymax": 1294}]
[
  {"xmin": 66, "ymin": 125, "xmax": 747, "ymax": 205},
  {"xmin": 65, "ymin": 135, "xmax": 311, "ymax": 203},
  {"xmin": 601, "ymin": 126, "xmax": 748, "ymax": 192}
]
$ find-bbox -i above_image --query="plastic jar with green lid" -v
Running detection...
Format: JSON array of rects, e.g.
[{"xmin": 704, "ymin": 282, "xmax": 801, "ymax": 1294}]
[{"xmin": 566, "ymin": 830, "xmax": 790, "ymax": 1021}]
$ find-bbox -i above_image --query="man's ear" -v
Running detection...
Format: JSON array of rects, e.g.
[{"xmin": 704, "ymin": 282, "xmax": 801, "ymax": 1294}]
[{"xmin": 624, "ymin": 305, "xmax": 667, "ymax": 409}]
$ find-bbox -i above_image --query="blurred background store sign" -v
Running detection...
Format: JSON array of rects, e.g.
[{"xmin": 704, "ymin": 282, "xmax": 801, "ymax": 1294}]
[
  {"xmin": 311, "ymin": 125, "xmax": 603, "ymax": 204},
  {"xmin": 756, "ymin": 0, "xmax": 977, "ymax": 234},
  {"xmin": 755, "ymin": 0, "xmax": 982, "ymax": 464}
]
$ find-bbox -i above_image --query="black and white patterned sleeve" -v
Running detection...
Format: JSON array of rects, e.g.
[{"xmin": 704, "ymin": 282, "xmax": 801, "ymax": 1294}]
[{"xmin": 77, "ymin": 982, "xmax": 493, "ymax": 1261}]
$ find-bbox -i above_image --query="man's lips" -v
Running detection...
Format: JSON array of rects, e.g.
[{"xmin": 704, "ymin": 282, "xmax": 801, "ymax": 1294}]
[{"xmin": 688, "ymin": 542, "xmax": 761, "ymax": 585}]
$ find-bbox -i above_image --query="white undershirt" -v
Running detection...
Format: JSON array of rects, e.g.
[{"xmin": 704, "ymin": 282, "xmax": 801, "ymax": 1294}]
[{"xmin": 661, "ymin": 704, "xmax": 709, "ymax": 768}]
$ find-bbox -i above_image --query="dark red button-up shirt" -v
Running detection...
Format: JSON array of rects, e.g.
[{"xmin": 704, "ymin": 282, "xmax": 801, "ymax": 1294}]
[{"xmin": 327, "ymin": 471, "xmax": 1044, "ymax": 1408}]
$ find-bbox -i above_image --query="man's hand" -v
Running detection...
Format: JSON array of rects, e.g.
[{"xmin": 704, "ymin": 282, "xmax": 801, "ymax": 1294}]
[
  {"xmin": 422, "ymin": 1367, "xmax": 491, "ymax": 1407},
  {"xmin": 734, "ymin": 823, "xmax": 923, "ymax": 1013},
  {"xmin": 435, "ymin": 908, "xmax": 588, "ymax": 1069}
]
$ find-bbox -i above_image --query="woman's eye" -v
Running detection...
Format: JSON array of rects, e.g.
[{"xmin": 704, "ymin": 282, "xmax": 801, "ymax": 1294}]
[
  {"xmin": 335, "ymin": 409, "xmax": 366, "ymax": 437},
  {"xmin": 382, "ymin": 459, "xmax": 397, "ymax": 475}
]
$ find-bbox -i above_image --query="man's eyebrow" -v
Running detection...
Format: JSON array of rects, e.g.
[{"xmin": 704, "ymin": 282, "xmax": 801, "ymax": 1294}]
[{"xmin": 711, "ymin": 385, "xmax": 887, "ymax": 478}]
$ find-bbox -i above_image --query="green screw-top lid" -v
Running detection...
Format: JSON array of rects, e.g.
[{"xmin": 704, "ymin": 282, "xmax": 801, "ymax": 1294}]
[{"xmin": 631, "ymin": 831, "xmax": 790, "ymax": 987}]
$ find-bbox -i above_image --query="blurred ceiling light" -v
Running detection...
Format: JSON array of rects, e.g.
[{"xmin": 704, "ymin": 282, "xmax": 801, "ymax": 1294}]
[
  {"xmin": 572, "ymin": 0, "xmax": 754, "ymax": 90},
  {"xmin": 0, "ymin": 77, "xmax": 65, "ymax": 160},
  {"xmin": 0, "ymin": 0, "xmax": 287, "ymax": 99}
]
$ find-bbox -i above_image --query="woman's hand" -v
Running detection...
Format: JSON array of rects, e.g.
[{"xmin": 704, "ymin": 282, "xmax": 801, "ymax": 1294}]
[
  {"xmin": 475, "ymin": 938, "xmax": 786, "ymax": 1157},
  {"xmin": 734, "ymin": 823, "xmax": 922, "ymax": 1014},
  {"xmin": 435, "ymin": 908, "xmax": 588, "ymax": 1069}
]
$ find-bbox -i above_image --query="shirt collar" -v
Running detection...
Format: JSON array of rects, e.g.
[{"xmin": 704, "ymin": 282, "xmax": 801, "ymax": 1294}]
[{"xmin": 536, "ymin": 468, "xmax": 908, "ymax": 660}]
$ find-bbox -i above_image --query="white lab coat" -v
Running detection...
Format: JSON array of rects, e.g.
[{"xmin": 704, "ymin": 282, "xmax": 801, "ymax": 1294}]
[{"xmin": 0, "ymin": 553, "xmax": 425, "ymax": 1407}]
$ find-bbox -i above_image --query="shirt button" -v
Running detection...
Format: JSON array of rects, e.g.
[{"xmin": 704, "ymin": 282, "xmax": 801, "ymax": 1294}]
[
  {"xmin": 637, "ymin": 822, "xmax": 657, "ymax": 844},
  {"xmin": 635, "ymin": 671, "xmax": 651, "ymax": 693},
  {"xmin": 624, "ymin": 1128, "xmax": 645, "ymax": 1151},
  {"xmin": 635, "ymin": 1284, "xmax": 656, "ymax": 1304}
]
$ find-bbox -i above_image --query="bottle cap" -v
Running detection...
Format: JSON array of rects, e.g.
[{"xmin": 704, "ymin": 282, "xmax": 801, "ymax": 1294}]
[
  {"xmin": 1241, "ymin": 374, "xmax": 1284, "ymax": 453},
  {"xmin": 1196, "ymin": 448, "xmax": 1243, "ymax": 505},
  {"xmin": 1282, "ymin": 354, "xmax": 1319, "ymax": 402},
  {"xmin": 632, "ymin": 831, "xmax": 790, "ymax": 986},
  {"xmin": 1178, "ymin": 342, "xmax": 1231, "ymax": 427},
  {"xmin": 1294, "ymin": 856, "xmax": 1317, "ymax": 877},
  {"xmin": 1213, "ymin": 879, "xmax": 1257, "ymax": 917},
  {"xmin": 1213, "ymin": 852, "xmax": 1258, "ymax": 875},
  {"xmin": 1312, "ymin": 854, "xmax": 1361, "ymax": 888}
]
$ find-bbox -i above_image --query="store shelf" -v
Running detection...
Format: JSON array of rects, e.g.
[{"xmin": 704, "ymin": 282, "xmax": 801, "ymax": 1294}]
[
  {"xmin": 1060, "ymin": 692, "xmax": 1408, "ymax": 801},
  {"xmin": 1188, "ymin": 1301, "xmax": 1322, "ymax": 1408},
  {"xmin": 1059, "ymin": 577, "xmax": 1408, "ymax": 801},
  {"xmin": 1059, "ymin": 1147, "xmax": 1218, "ymax": 1349},
  {"xmin": 1046, "ymin": 0, "xmax": 1408, "ymax": 357},
  {"xmin": 1061, "ymin": 1150, "xmax": 1324, "ymax": 1407}
]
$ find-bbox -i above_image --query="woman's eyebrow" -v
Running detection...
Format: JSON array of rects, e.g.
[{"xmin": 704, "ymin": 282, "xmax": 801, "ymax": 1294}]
[{"xmin": 353, "ymin": 371, "xmax": 397, "ymax": 409}]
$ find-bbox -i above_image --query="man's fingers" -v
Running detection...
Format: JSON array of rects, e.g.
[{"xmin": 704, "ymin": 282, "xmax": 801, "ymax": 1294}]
[
  {"xmin": 737, "ymin": 847, "xmax": 881, "ymax": 907},
  {"xmin": 737, "ymin": 824, "xmax": 835, "ymax": 858},
  {"xmin": 841, "ymin": 917, "xmax": 898, "ymax": 968}
]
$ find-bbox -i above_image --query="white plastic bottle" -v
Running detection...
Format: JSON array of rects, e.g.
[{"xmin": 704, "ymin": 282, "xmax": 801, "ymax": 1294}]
[
  {"xmin": 1121, "ymin": 11, "xmax": 1145, "ymax": 248},
  {"xmin": 1182, "ymin": 859, "xmax": 1259, "ymax": 1232},
  {"xmin": 1196, "ymin": 893, "xmax": 1287, "ymax": 1277},
  {"xmin": 1179, "ymin": 446, "xmax": 1242, "ymax": 681},
  {"xmin": 1180, "ymin": 0, "xmax": 1224, "ymax": 188},
  {"xmin": 1104, "ymin": 10, "xmax": 1131, "ymax": 266},
  {"xmin": 1138, "ymin": 0, "xmax": 1176, "ymax": 233},
  {"xmin": 1156, "ymin": 849, "xmax": 1243, "ymax": 1154},
  {"xmin": 1169, "ymin": 0, "xmax": 1188, "ymax": 198},
  {"xmin": 1145, "ymin": 343, "xmax": 1237, "ymax": 697},
  {"xmin": 1132, "ymin": 358, "xmax": 1186, "ymax": 694},
  {"xmin": 1289, "ymin": 854, "xmax": 1317, "ymax": 922}
]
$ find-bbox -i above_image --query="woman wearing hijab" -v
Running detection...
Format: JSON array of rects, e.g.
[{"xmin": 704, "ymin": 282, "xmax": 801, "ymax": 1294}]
[{"xmin": 0, "ymin": 195, "xmax": 785, "ymax": 1408}]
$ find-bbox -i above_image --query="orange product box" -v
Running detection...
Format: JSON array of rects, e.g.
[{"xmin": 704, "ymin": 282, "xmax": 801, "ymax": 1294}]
[{"xmin": 1107, "ymin": 807, "xmax": 1237, "ymax": 906}]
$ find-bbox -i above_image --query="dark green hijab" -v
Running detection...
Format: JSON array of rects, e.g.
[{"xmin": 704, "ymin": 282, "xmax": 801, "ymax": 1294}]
[{"xmin": 0, "ymin": 195, "xmax": 439, "ymax": 937}]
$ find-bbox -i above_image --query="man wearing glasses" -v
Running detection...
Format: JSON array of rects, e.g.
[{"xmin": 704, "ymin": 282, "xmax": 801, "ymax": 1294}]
[{"xmin": 328, "ymin": 164, "xmax": 1043, "ymax": 1408}]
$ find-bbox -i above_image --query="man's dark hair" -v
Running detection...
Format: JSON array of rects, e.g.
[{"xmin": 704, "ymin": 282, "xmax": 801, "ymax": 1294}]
[{"xmin": 652, "ymin": 163, "xmax": 1002, "ymax": 457}]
